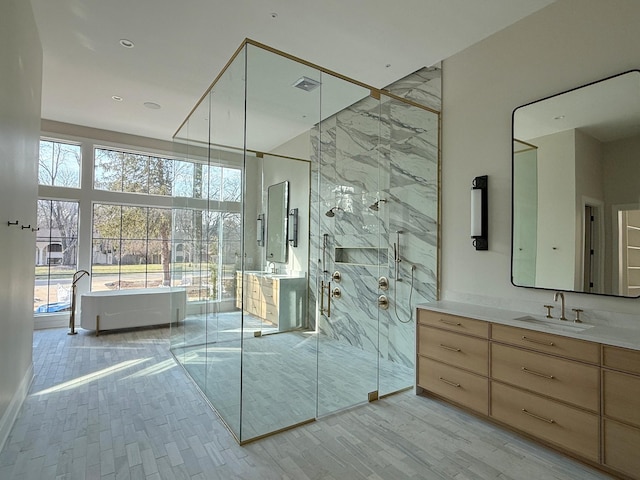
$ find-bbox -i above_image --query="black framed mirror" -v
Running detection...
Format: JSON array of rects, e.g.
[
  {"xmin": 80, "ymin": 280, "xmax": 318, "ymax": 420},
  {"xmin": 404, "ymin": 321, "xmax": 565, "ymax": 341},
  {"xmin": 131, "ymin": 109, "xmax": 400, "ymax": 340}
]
[
  {"xmin": 512, "ymin": 70, "xmax": 640, "ymax": 298},
  {"xmin": 266, "ymin": 180, "xmax": 289, "ymax": 263}
]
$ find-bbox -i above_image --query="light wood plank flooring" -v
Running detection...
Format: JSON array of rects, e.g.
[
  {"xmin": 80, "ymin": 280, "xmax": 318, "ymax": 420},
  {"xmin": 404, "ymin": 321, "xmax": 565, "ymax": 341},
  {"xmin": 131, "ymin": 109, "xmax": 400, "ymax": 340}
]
[{"xmin": 0, "ymin": 327, "xmax": 612, "ymax": 479}]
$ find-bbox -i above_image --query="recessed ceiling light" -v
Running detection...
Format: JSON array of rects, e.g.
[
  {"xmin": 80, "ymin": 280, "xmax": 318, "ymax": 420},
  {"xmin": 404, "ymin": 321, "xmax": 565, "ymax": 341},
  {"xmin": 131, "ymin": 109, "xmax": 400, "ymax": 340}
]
[
  {"xmin": 553, "ymin": 115, "xmax": 565, "ymax": 120},
  {"xmin": 119, "ymin": 39, "xmax": 134, "ymax": 48},
  {"xmin": 112, "ymin": 95, "xmax": 123, "ymax": 101},
  {"xmin": 385, "ymin": 64, "xmax": 391, "ymax": 68},
  {"xmin": 144, "ymin": 102, "xmax": 161, "ymax": 110},
  {"xmin": 292, "ymin": 76, "xmax": 320, "ymax": 92},
  {"xmin": 271, "ymin": 12, "xmax": 278, "ymax": 18}
]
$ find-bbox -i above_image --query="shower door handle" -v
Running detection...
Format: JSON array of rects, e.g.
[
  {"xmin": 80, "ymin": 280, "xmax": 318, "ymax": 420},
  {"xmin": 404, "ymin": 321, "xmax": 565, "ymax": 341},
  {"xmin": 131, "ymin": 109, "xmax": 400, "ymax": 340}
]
[{"xmin": 320, "ymin": 280, "xmax": 331, "ymax": 317}]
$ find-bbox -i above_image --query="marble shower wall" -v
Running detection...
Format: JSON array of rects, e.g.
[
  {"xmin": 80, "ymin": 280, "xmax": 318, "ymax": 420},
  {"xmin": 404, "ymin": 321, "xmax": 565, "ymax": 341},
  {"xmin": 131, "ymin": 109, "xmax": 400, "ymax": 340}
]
[{"xmin": 309, "ymin": 67, "xmax": 441, "ymax": 376}]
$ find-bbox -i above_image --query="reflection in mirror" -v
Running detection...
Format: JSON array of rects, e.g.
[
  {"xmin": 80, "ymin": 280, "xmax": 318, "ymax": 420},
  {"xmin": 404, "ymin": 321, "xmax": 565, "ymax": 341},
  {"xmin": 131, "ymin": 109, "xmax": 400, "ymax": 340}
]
[
  {"xmin": 266, "ymin": 181, "xmax": 289, "ymax": 263},
  {"xmin": 512, "ymin": 70, "xmax": 640, "ymax": 297}
]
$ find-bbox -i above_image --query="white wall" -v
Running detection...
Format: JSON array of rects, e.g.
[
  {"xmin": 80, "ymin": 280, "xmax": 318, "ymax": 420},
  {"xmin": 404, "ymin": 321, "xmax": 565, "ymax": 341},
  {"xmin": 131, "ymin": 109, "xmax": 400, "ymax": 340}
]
[
  {"xmin": 574, "ymin": 129, "xmax": 604, "ymax": 290},
  {"xmin": 0, "ymin": 0, "xmax": 42, "ymax": 449},
  {"xmin": 441, "ymin": 0, "xmax": 640, "ymax": 318},
  {"xmin": 533, "ymin": 130, "xmax": 576, "ymax": 290}
]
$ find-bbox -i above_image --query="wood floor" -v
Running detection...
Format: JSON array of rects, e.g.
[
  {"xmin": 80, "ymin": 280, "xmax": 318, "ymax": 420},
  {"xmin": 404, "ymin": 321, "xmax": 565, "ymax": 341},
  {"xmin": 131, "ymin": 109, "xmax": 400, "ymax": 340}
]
[{"xmin": 0, "ymin": 326, "xmax": 612, "ymax": 479}]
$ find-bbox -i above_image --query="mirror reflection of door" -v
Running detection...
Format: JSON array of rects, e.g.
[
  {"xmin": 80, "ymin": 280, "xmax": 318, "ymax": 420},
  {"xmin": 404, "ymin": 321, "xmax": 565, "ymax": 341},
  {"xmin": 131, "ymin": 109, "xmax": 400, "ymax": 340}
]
[
  {"xmin": 582, "ymin": 204, "xmax": 602, "ymax": 293},
  {"xmin": 619, "ymin": 209, "xmax": 640, "ymax": 296}
]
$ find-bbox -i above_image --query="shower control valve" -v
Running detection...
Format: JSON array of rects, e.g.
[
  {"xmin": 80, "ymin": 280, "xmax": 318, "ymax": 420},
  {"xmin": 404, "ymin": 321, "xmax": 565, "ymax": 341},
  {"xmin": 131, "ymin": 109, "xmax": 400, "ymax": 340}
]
[
  {"xmin": 377, "ymin": 295, "xmax": 389, "ymax": 310},
  {"xmin": 332, "ymin": 271, "xmax": 342, "ymax": 283},
  {"xmin": 378, "ymin": 276, "xmax": 389, "ymax": 291},
  {"xmin": 332, "ymin": 287, "xmax": 341, "ymax": 299}
]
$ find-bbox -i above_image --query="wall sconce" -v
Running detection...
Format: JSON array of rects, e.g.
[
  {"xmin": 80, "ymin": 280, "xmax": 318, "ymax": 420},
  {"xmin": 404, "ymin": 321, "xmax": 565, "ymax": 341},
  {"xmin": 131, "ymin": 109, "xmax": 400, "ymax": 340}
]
[
  {"xmin": 257, "ymin": 214, "xmax": 265, "ymax": 246},
  {"xmin": 471, "ymin": 175, "xmax": 488, "ymax": 250},
  {"xmin": 288, "ymin": 208, "xmax": 298, "ymax": 247}
]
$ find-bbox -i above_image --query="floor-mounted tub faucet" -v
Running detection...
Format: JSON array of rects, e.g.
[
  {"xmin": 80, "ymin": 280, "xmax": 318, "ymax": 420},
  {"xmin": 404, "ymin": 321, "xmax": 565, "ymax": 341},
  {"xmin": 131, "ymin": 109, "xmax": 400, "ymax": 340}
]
[{"xmin": 553, "ymin": 292, "xmax": 567, "ymax": 320}]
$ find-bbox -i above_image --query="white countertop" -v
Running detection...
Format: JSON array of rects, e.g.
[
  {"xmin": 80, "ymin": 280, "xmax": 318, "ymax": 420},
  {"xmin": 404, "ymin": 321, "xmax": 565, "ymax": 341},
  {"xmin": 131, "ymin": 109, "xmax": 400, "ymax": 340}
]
[{"xmin": 417, "ymin": 300, "xmax": 640, "ymax": 352}]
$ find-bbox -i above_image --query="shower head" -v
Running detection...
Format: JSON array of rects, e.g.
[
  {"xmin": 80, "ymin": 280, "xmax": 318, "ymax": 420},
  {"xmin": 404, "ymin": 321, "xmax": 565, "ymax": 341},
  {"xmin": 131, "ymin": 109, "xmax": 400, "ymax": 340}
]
[
  {"xmin": 325, "ymin": 206, "xmax": 341, "ymax": 217},
  {"xmin": 369, "ymin": 199, "xmax": 387, "ymax": 211}
]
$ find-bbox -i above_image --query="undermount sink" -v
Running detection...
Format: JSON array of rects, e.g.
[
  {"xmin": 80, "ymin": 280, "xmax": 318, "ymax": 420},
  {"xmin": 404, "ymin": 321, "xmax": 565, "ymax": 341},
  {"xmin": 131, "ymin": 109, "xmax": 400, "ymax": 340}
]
[{"xmin": 513, "ymin": 315, "xmax": 595, "ymax": 332}]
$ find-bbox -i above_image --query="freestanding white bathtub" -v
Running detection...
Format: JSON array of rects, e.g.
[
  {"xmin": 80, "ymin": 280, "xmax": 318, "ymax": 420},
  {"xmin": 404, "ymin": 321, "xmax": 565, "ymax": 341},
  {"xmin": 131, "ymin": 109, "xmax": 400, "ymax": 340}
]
[{"xmin": 80, "ymin": 287, "xmax": 186, "ymax": 334}]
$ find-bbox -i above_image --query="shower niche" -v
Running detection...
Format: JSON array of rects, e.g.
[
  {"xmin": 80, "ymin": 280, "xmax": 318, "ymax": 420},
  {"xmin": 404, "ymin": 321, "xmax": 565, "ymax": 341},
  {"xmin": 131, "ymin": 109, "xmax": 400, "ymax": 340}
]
[{"xmin": 170, "ymin": 39, "xmax": 440, "ymax": 443}]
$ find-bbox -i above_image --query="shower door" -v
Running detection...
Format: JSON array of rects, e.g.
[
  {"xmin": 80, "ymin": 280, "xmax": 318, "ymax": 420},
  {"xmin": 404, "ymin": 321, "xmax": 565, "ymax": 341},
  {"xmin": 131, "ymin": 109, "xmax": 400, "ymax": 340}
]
[{"xmin": 314, "ymin": 78, "xmax": 385, "ymax": 416}]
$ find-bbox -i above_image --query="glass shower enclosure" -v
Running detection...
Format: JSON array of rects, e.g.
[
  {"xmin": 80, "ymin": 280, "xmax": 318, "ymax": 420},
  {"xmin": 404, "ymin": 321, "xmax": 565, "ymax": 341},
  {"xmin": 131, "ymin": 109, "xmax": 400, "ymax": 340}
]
[{"xmin": 170, "ymin": 40, "xmax": 440, "ymax": 444}]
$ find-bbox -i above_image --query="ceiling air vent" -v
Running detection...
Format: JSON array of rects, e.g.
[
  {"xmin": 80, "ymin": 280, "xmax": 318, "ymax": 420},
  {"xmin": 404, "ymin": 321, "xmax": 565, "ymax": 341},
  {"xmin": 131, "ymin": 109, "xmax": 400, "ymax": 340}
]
[{"xmin": 292, "ymin": 76, "xmax": 320, "ymax": 92}]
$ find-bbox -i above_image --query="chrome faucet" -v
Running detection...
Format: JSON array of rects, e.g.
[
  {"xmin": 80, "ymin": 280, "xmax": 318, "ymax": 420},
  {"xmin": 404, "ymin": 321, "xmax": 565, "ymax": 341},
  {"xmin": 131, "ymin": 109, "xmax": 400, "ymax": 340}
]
[
  {"xmin": 267, "ymin": 262, "xmax": 276, "ymax": 274},
  {"xmin": 553, "ymin": 292, "xmax": 567, "ymax": 320}
]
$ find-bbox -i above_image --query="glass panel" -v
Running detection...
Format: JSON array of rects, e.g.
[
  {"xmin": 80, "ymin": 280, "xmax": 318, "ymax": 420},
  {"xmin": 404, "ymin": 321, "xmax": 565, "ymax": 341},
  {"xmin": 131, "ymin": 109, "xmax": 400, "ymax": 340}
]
[
  {"xmin": 171, "ymin": 46, "xmax": 247, "ymax": 440},
  {"xmin": 238, "ymin": 44, "xmax": 318, "ymax": 441},
  {"xmin": 173, "ymin": 160, "xmax": 194, "ymax": 198},
  {"xmin": 38, "ymin": 140, "xmax": 81, "ymax": 188},
  {"xmin": 377, "ymin": 93, "xmax": 439, "ymax": 396},
  {"xmin": 94, "ymin": 148, "xmax": 124, "ymax": 192},
  {"xmin": 222, "ymin": 167, "xmax": 241, "ymax": 201},
  {"xmin": 314, "ymin": 72, "xmax": 380, "ymax": 417},
  {"xmin": 34, "ymin": 200, "xmax": 79, "ymax": 313},
  {"xmin": 148, "ymin": 157, "xmax": 173, "ymax": 196},
  {"xmin": 170, "ymin": 41, "xmax": 441, "ymax": 444}
]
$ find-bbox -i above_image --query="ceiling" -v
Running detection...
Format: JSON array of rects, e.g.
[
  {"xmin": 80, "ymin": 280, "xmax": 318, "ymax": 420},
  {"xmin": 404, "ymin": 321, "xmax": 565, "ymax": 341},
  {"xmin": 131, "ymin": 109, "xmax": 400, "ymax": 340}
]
[
  {"xmin": 515, "ymin": 70, "xmax": 640, "ymax": 143},
  {"xmin": 30, "ymin": 0, "xmax": 555, "ymax": 142}
]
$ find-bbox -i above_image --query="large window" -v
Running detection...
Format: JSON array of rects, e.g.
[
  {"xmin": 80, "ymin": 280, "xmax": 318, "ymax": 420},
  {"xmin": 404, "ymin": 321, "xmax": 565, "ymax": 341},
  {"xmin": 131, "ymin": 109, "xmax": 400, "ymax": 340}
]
[
  {"xmin": 94, "ymin": 147, "xmax": 241, "ymax": 200},
  {"xmin": 172, "ymin": 209, "xmax": 242, "ymax": 302},
  {"xmin": 34, "ymin": 200, "xmax": 79, "ymax": 313},
  {"xmin": 38, "ymin": 139, "xmax": 81, "ymax": 187},
  {"xmin": 91, "ymin": 204, "xmax": 172, "ymax": 291},
  {"xmin": 35, "ymin": 138, "xmax": 242, "ymax": 316}
]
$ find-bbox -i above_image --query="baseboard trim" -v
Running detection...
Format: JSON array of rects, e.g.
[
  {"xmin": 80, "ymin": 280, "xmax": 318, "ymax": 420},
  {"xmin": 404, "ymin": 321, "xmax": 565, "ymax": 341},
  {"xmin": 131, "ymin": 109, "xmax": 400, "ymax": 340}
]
[{"xmin": 0, "ymin": 363, "xmax": 34, "ymax": 453}]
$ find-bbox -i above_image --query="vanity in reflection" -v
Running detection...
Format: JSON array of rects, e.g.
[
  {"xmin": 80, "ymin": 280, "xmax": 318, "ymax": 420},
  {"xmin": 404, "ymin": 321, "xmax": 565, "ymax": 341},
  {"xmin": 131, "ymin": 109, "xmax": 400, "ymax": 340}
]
[{"xmin": 235, "ymin": 271, "xmax": 306, "ymax": 332}]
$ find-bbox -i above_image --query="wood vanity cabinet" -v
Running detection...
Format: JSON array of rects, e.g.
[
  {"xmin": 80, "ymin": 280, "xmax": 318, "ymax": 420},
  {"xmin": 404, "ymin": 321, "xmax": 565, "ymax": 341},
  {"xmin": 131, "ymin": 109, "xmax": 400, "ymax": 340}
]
[
  {"xmin": 416, "ymin": 308, "xmax": 640, "ymax": 478},
  {"xmin": 602, "ymin": 345, "xmax": 640, "ymax": 478},
  {"xmin": 489, "ymin": 325, "xmax": 600, "ymax": 462},
  {"xmin": 235, "ymin": 272, "xmax": 306, "ymax": 330},
  {"xmin": 416, "ymin": 310, "xmax": 489, "ymax": 415}
]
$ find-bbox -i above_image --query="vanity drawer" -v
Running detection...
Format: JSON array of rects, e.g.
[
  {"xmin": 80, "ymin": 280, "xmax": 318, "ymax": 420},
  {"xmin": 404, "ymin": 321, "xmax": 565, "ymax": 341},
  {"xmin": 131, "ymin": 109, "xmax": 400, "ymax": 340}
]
[
  {"xmin": 263, "ymin": 303, "xmax": 279, "ymax": 325},
  {"xmin": 603, "ymin": 418, "xmax": 640, "ymax": 478},
  {"xmin": 603, "ymin": 345, "xmax": 640, "ymax": 375},
  {"xmin": 491, "ymin": 382, "xmax": 599, "ymax": 461},
  {"xmin": 417, "ymin": 310, "xmax": 488, "ymax": 338},
  {"xmin": 418, "ymin": 357, "xmax": 488, "ymax": 415},
  {"xmin": 244, "ymin": 296, "xmax": 263, "ymax": 317},
  {"xmin": 418, "ymin": 325, "xmax": 488, "ymax": 376},
  {"xmin": 603, "ymin": 369, "xmax": 640, "ymax": 427},
  {"xmin": 491, "ymin": 324, "xmax": 600, "ymax": 364},
  {"xmin": 491, "ymin": 343, "xmax": 599, "ymax": 412},
  {"xmin": 261, "ymin": 284, "xmax": 278, "ymax": 308}
]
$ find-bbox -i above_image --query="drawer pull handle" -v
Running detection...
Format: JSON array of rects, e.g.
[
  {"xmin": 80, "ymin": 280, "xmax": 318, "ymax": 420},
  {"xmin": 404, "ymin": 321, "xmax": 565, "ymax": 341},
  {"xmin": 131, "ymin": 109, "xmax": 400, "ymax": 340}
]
[
  {"xmin": 439, "ymin": 319, "xmax": 462, "ymax": 326},
  {"xmin": 521, "ymin": 367, "xmax": 555, "ymax": 379},
  {"xmin": 521, "ymin": 335, "xmax": 555, "ymax": 346},
  {"xmin": 438, "ymin": 377, "xmax": 461, "ymax": 388},
  {"xmin": 439, "ymin": 344, "xmax": 461, "ymax": 352},
  {"xmin": 521, "ymin": 408, "xmax": 555, "ymax": 424}
]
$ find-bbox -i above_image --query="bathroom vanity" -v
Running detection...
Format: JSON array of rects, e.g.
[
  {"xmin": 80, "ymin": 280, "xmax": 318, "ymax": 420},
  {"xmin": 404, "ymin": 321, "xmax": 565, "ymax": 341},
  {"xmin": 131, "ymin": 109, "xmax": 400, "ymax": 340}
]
[
  {"xmin": 236, "ymin": 271, "xmax": 306, "ymax": 331},
  {"xmin": 417, "ymin": 301, "xmax": 640, "ymax": 479}
]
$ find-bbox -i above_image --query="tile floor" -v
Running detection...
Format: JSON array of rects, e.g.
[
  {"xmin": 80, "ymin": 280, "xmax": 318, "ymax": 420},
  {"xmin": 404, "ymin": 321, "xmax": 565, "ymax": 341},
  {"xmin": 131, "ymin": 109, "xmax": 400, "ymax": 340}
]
[
  {"xmin": 0, "ymin": 326, "xmax": 613, "ymax": 479},
  {"xmin": 171, "ymin": 312, "xmax": 413, "ymax": 442}
]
